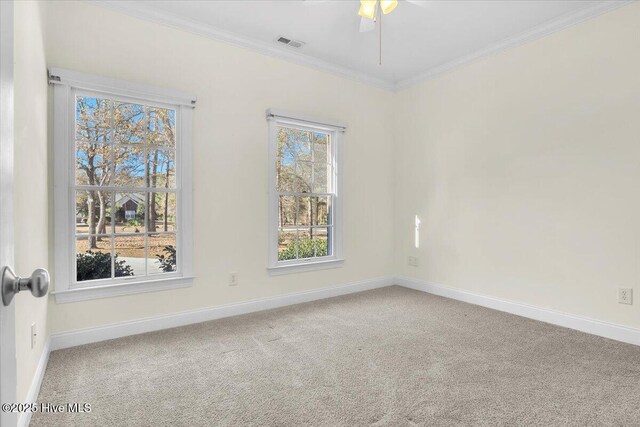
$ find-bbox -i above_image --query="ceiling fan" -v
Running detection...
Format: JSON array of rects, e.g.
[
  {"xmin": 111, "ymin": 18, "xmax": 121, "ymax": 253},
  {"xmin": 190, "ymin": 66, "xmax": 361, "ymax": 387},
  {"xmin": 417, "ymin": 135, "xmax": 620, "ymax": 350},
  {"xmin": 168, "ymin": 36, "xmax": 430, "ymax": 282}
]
[{"xmin": 358, "ymin": 0, "xmax": 428, "ymax": 33}]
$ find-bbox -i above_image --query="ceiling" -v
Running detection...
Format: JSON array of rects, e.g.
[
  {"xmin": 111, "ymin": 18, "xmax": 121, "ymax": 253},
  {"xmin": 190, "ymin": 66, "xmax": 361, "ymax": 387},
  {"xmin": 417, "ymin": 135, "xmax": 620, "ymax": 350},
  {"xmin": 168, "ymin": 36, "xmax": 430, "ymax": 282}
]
[{"xmin": 97, "ymin": 0, "xmax": 625, "ymax": 89}]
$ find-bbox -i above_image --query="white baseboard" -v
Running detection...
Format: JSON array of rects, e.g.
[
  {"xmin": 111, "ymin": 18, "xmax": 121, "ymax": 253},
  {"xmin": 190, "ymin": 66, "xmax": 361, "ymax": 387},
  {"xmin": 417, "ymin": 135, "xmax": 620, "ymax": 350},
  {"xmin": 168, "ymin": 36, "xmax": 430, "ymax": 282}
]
[
  {"xmin": 396, "ymin": 276, "xmax": 640, "ymax": 347},
  {"xmin": 47, "ymin": 273, "xmax": 639, "ymax": 354},
  {"xmin": 18, "ymin": 337, "xmax": 51, "ymax": 427},
  {"xmin": 50, "ymin": 276, "xmax": 394, "ymax": 351}
]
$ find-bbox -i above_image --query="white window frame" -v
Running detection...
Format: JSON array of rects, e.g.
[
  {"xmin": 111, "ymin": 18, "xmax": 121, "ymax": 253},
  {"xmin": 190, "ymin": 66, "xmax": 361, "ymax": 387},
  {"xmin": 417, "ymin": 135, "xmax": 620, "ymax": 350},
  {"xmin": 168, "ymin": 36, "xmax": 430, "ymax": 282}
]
[
  {"xmin": 266, "ymin": 109, "xmax": 346, "ymax": 275},
  {"xmin": 51, "ymin": 68, "xmax": 195, "ymax": 303}
]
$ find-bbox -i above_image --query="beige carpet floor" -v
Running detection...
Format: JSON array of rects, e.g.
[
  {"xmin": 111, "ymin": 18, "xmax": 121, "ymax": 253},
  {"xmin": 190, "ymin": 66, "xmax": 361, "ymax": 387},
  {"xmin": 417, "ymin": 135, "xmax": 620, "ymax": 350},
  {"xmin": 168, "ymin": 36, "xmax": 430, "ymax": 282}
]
[{"xmin": 31, "ymin": 286, "xmax": 640, "ymax": 426}]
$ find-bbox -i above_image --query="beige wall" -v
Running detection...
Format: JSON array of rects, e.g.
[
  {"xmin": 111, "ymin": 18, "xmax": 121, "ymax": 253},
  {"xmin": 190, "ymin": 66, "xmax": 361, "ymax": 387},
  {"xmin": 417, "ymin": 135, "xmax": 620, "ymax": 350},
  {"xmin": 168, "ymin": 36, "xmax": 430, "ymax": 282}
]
[
  {"xmin": 42, "ymin": 1, "xmax": 396, "ymax": 333},
  {"xmin": 14, "ymin": 0, "xmax": 49, "ymax": 404},
  {"xmin": 395, "ymin": 3, "xmax": 640, "ymax": 329},
  {"xmin": 36, "ymin": 0, "xmax": 640, "ymax": 341}
]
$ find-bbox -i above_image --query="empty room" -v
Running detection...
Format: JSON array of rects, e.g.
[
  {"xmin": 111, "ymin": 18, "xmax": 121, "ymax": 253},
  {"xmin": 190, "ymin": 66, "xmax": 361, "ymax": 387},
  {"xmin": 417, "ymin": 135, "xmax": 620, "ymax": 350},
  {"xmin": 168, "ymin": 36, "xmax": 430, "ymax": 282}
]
[{"xmin": 1, "ymin": 0, "xmax": 639, "ymax": 426}]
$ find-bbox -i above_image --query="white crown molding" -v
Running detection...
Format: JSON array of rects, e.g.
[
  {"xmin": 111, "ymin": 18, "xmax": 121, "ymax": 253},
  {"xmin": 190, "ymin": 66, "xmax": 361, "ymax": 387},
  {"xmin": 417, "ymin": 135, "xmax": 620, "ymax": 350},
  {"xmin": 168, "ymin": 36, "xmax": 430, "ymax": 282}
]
[
  {"xmin": 92, "ymin": 0, "xmax": 632, "ymax": 92},
  {"xmin": 90, "ymin": 1, "xmax": 395, "ymax": 91},
  {"xmin": 396, "ymin": 276, "xmax": 640, "ymax": 347},
  {"xmin": 395, "ymin": 0, "xmax": 633, "ymax": 90}
]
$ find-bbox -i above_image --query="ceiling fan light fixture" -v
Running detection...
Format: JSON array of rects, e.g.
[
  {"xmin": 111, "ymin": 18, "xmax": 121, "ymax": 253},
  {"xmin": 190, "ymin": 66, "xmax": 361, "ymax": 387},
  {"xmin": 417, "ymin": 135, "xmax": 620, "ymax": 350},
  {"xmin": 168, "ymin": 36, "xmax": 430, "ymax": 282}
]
[
  {"xmin": 358, "ymin": 0, "xmax": 377, "ymax": 20},
  {"xmin": 380, "ymin": 0, "xmax": 398, "ymax": 15}
]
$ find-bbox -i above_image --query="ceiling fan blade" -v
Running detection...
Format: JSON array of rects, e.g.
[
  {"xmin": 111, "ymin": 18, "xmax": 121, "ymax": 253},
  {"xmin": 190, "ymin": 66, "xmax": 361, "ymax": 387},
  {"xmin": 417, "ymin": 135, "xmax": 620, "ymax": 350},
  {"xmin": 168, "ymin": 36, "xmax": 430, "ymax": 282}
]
[
  {"xmin": 404, "ymin": 0, "xmax": 430, "ymax": 9},
  {"xmin": 359, "ymin": 17, "xmax": 376, "ymax": 33}
]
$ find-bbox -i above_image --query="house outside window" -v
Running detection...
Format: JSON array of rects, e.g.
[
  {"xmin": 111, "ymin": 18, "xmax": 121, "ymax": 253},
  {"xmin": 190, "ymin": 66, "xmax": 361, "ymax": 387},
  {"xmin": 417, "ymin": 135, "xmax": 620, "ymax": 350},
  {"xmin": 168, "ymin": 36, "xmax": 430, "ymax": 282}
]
[{"xmin": 116, "ymin": 194, "xmax": 144, "ymax": 220}]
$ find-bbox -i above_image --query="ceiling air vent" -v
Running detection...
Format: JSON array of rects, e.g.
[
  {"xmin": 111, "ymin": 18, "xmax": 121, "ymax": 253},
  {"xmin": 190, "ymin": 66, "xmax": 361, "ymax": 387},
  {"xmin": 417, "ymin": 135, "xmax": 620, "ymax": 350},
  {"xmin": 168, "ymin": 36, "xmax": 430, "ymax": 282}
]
[{"xmin": 276, "ymin": 36, "xmax": 305, "ymax": 49}]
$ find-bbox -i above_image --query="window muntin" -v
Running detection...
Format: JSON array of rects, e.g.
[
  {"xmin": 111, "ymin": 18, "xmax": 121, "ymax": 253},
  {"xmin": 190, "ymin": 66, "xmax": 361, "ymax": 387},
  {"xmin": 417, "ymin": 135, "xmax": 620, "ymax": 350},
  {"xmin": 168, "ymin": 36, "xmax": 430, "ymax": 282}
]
[
  {"xmin": 275, "ymin": 125, "xmax": 335, "ymax": 263},
  {"xmin": 73, "ymin": 92, "xmax": 179, "ymax": 284}
]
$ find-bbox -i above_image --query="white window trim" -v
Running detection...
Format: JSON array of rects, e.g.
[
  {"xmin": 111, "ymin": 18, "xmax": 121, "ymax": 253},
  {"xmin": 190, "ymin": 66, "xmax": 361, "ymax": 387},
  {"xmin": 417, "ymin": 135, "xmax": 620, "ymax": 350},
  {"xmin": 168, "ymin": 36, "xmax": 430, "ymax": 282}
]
[
  {"xmin": 51, "ymin": 68, "xmax": 196, "ymax": 303},
  {"xmin": 266, "ymin": 109, "xmax": 346, "ymax": 275}
]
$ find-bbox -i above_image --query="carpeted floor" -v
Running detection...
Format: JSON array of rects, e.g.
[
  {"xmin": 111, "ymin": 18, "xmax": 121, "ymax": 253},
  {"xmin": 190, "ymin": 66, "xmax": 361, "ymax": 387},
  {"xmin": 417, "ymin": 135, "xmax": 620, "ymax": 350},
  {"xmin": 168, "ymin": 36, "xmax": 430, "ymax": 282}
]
[{"xmin": 31, "ymin": 286, "xmax": 640, "ymax": 426}]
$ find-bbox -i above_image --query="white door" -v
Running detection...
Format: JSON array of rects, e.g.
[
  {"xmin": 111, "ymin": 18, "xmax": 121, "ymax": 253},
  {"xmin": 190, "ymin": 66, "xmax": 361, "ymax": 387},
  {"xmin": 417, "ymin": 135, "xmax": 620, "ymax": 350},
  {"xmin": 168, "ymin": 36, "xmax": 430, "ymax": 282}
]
[{"xmin": 0, "ymin": 1, "xmax": 18, "ymax": 426}]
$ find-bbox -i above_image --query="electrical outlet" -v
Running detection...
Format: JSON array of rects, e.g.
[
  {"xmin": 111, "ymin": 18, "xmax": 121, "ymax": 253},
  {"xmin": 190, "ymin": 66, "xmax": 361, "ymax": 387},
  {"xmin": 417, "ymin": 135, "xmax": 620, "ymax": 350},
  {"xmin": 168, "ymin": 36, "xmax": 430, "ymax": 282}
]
[
  {"xmin": 229, "ymin": 272, "xmax": 238, "ymax": 286},
  {"xmin": 31, "ymin": 323, "xmax": 37, "ymax": 349},
  {"xmin": 618, "ymin": 288, "xmax": 633, "ymax": 305},
  {"xmin": 408, "ymin": 256, "xmax": 419, "ymax": 267}
]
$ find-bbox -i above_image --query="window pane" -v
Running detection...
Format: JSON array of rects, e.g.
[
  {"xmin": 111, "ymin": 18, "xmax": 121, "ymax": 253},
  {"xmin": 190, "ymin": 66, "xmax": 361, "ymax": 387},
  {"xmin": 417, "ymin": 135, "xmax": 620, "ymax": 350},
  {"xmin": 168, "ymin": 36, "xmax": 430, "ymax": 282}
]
[
  {"xmin": 297, "ymin": 229, "xmax": 313, "ymax": 259},
  {"xmin": 297, "ymin": 196, "xmax": 311, "ymax": 226},
  {"xmin": 278, "ymin": 127, "xmax": 296, "ymax": 161},
  {"xmin": 277, "ymin": 229, "xmax": 297, "ymax": 261},
  {"xmin": 313, "ymin": 163, "xmax": 329, "ymax": 193},
  {"xmin": 76, "ymin": 236, "xmax": 112, "ymax": 282},
  {"xmin": 301, "ymin": 196, "xmax": 328, "ymax": 226},
  {"xmin": 113, "ymin": 102, "xmax": 145, "ymax": 144},
  {"xmin": 114, "ymin": 146, "xmax": 145, "ymax": 187},
  {"xmin": 148, "ymin": 108, "xmax": 176, "ymax": 147},
  {"xmin": 296, "ymin": 161, "xmax": 312, "ymax": 193},
  {"xmin": 114, "ymin": 192, "xmax": 145, "ymax": 233},
  {"xmin": 148, "ymin": 192, "xmax": 176, "ymax": 232},
  {"xmin": 276, "ymin": 159, "xmax": 295, "ymax": 192},
  {"xmin": 76, "ymin": 97, "xmax": 111, "ymax": 143},
  {"xmin": 147, "ymin": 148, "xmax": 176, "ymax": 189},
  {"xmin": 312, "ymin": 196, "xmax": 331, "ymax": 226},
  {"xmin": 279, "ymin": 196, "xmax": 295, "ymax": 227},
  {"xmin": 148, "ymin": 234, "xmax": 177, "ymax": 274},
  {"xmin": 312, "ymin": 133, "xmax": 328, "ymax": 164},
  {"xmin": 114, "ymin": 235, "xmax": 145, "ymax": 277},
  {"xmin": 294, "ymin": 131, "xmax": 312, "ymax": 161},
  {"xmin": 76, "ymin": 142, "xmax": 111, "ymax": 186},
  {"xmin": 75, "ymin": 190, "xmax": 112, "ymax": 235},
  {"xmin": 311, "ymin": 227, "xmax": 331, "ymax": 257}
]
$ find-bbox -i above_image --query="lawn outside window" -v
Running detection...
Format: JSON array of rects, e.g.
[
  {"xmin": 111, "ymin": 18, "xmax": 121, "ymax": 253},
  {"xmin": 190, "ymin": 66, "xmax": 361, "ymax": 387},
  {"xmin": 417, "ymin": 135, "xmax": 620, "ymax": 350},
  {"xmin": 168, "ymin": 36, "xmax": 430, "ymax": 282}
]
[
  {"xmin": 51, "ymin": 69, "xmax": 195, "ymax": 303},
  {"xmin": 267, "ymin": 109, "xmax": 345, "ymax": 275}
]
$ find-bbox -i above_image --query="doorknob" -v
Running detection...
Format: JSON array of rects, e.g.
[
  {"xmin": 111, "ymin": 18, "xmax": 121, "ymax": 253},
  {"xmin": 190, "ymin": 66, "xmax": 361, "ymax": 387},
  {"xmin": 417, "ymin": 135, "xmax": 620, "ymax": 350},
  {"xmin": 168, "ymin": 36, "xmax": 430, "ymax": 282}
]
[{"xmin": 1, "ymin": 266, "xmax": 49, "ymax": 306}]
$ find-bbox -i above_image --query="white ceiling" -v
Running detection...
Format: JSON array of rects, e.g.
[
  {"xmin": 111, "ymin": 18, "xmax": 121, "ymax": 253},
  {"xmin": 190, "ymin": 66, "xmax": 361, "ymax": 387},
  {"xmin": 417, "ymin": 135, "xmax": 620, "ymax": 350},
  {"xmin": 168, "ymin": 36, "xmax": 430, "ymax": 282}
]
[{"xmin": 97, "ymin": 0, "xmax": 625, "ymax": 89}]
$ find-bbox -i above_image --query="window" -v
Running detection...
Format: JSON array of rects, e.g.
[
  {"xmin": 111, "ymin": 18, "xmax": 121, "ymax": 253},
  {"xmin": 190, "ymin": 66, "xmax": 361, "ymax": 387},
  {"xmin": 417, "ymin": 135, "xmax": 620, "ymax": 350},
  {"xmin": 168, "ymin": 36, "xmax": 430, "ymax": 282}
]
[
  {"xmin": 52, "ymin": 68, "xmax": 195, "ymax": 302},
  {"xmin": 267, "ymin": 109, "xmax": 345, "ymax": 274}
]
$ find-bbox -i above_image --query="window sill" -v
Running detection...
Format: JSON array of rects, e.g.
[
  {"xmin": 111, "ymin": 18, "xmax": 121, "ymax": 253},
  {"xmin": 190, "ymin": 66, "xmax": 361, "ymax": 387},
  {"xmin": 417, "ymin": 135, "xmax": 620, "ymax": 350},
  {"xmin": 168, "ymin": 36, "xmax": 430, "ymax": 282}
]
[
  {"xmin": 267, "ymin": 258, "xmax": 344, "ymax": 276},
  {"xmin": 52, "ymin": 276, "xmax": 194, "ymax": 304}
]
